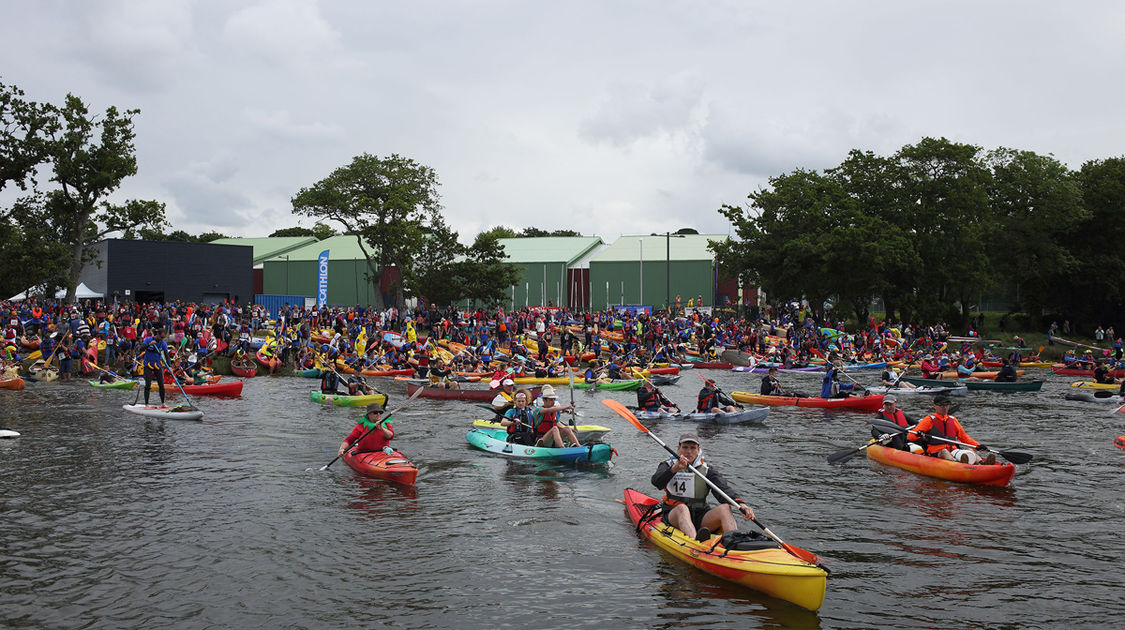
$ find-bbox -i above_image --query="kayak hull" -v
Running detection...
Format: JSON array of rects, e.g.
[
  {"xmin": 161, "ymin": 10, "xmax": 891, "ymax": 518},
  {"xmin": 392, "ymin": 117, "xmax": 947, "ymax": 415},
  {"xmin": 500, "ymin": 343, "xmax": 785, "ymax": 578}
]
[
  {"xmin": 230, "ymin": 363, "xmax": 258, "ymax": 378},
  {"xmin": 900, "ymin": 378, "xmax": 1044, "ymax": 391},
  {"xmin": 465, "ymin": 428, "xmax": 613, "ymax": 463},
  {"xmin": 1, "ymin": 377, "xmax": 27, "ymax": 391},
  {"xmin": 866, "ymin": 444, "xmax": 1015, "ymax": 486},
  {"xmin": 151, "ymin": 381, "xmax": 244, "ymax": 396},
  {"xmin": 471, "ymin": 419, "xmax": 611, "ymax": 442},
  {"xmin": 573, "ymin": 379, "xmax": 643, "ymax": 391},
  {"xmin": 624, "ymin": 489, "xmax": 827, "ymax": 611},
  {"xmin": 636, "ymin": 407, "xmax": 770, "ymax": 425},
  {"xmin": 342, "ymin": 449, "xmax": 418, "ymax": 485},
  {"xmin": 866, "ymin": 385, "xmax": 968, "ymax": 396},
  {"xmin": 730, "ymin": 392, "xmax": 885, "ymax": 411},
  {"xmin": 122, "ymin": 404, "xmax": 203, "ymax": 421},
  {"xmin": 309, "ymin": 390, "xmax": 388, "ymax": 407},
  {"xmin": 88, "ymin": 379, "xmax": 137, "ymax": 390}
]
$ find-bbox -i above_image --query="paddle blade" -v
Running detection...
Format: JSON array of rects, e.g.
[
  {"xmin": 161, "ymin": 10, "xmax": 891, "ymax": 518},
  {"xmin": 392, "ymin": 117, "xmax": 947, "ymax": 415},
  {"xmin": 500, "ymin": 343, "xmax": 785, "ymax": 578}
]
[
  {"xmin": 602, "ymin": 399, "xmax": 649, "ymax": 434},
  {"xmin": 826, "ymin": 447, "xmax": 862, "ymax": 464},
  {"xmin": 998, "ymin": 450, "xmax": 1033, "ymax": 464}
]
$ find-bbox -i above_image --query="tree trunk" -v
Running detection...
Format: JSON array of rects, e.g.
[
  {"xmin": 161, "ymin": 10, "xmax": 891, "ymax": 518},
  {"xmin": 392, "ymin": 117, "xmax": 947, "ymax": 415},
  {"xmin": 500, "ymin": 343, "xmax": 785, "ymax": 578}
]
[{"xmin": 65, "ymin": 215, "xmax": 90, "ymax": 304}]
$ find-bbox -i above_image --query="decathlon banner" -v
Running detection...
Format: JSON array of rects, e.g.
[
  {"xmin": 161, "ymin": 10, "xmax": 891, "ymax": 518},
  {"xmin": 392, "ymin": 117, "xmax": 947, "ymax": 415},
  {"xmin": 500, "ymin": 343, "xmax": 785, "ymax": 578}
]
[{"xmin": 316, "ymin": 250, "xmax": 330, "ymax": 307}]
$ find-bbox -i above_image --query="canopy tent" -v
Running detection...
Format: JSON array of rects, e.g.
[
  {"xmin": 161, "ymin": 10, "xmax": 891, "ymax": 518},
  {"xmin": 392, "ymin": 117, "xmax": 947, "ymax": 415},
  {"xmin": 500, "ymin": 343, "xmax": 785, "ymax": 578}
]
[{"xmin": 8, "ymin": 283, "xmax": 104, "ymax": 302}]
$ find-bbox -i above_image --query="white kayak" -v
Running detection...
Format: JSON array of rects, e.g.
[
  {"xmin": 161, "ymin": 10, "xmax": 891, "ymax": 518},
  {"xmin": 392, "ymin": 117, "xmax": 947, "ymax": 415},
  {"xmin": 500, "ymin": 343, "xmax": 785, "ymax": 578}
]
[
  {"xmin": 122, "ymin": 404, "xmax": 204, "ymax": 421},
  {"xmin": 0, "ymin": 428, "xmax": 20, "ymax": 438},
  {"xmin": 1064, "ymin": 391, "xmax": 1122, "ymax": 403},
  {"xmin": 866, "ymin": 385, "xmax": 968, "ymax": 396},
  {"xmin": 636, "ymin": 407, "xmax": 770, "ymax": 425}
]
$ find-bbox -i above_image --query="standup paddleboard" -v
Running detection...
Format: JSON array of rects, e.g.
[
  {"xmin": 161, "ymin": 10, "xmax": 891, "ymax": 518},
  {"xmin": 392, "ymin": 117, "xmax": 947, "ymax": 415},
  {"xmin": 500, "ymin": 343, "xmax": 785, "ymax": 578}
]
[
  {"xmin": 0, "ymin": 428, "xmax": 20, "ymax": 438},
  {"xmin": 122, "ymin": 404, "xmax": 203, "ymax": 421}
]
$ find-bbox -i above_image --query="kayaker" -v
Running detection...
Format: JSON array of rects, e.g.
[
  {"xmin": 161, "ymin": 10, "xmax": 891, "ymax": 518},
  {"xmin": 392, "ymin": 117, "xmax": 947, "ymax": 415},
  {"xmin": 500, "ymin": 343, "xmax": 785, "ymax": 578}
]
[
  {"xmin": 533, "ymin": 385, "xmax": 581, "ymax": 447},
  {"xmin": 428, "ymin": 358, "xmax": 458, "ymax": 389},
  {"xmin": 1092, "ymin": 360, "xmax": 1115, "ymax": 385},
  {"xmin": 500, "ymin": 388, "xmax": 574, "ymax": 446},
  {"xmin": 697, "ymin": 379, "xmax": 737, "ymax": 413},
  {"xmin": 651, "ymin": 432, "xmax": 756, "ymax": 542},
  {"xmin": 490, "ymin": 378, "xmax": 517, "ymax": 412},
  {"xmin": 995, "ymin": 358, "xmax": 1019, "ymax": 383},
  {"xmin": 637, "ymin": 380, "xmax": 679, "ymax": 413},
  {"xmin": 920, "ymin": 354, "xmax": 941, "ymax": 379},
  {"xmin": 338, "ymin": 403, "xmax": 395, "ymax": 457},
  {"xmin": 821, "ymin": 361, "xmax": 858, "ymax": 399},
  {"xmin": 909, "ymin": 396, "xmax": 995, "ymax": 465},
  {"xmin": 320, "ymin": 368, "xmax": 344, "ymax": 395},
  {"xmin": 880, "ymin": 367, "xmax": 916, "ymax": 389},
  {"xmin": 870, "ymin": 395, "xmax": 916, "ymax": 452},
  {"xmin": 760, "ymin": 366, "xmax": 785, "ymax": 395},
  {"xmin": 140, "ymin": 328, "xmax": 169, "ymax": 406}
]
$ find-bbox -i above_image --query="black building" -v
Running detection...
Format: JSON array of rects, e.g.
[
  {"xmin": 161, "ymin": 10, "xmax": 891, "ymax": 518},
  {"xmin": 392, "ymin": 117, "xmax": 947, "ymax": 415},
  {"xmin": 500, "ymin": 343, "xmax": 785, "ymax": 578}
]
[{"xmin": 79, "ymin": 239, "xmax": 253, "ymax": 304}]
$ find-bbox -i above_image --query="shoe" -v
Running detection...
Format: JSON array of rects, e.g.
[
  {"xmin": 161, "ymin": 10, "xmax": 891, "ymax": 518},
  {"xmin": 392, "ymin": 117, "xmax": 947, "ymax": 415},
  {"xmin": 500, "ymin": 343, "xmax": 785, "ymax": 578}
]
[
  {"xmin": 959, "ymin": 453, "xmax": 971, "ymax": 464},
  {"xmin": 984, "ymin": 453, "xmax": 996, "ymax": 465},
  {"xmin": 695, "ymin": 527, "xmax": 711, "ymax": 542}
]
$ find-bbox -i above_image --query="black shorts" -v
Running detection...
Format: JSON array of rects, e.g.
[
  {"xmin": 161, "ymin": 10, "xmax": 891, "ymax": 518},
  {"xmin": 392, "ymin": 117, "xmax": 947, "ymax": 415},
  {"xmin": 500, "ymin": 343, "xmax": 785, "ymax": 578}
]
[
  {"xmin": 661, "ymin": 503, "xmax": 710, "ymax": 529},
  {"xmin": 507, "ymin": 432, "xmax": 536, "ymax": 446}
]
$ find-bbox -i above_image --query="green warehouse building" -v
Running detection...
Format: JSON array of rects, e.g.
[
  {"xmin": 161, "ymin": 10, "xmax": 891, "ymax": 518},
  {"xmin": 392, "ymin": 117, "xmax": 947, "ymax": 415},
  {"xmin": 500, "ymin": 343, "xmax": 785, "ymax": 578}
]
[
  {"xmin": 494, "ymin": 236, "xmax": 603, "ymax": 310},
  {"xmin": 588, "ymin": 234, "xmax": 730, "ymax": 311},
  {"xmin": 261, "ymin": 235, "xmax": 386, "ymax": 307}
]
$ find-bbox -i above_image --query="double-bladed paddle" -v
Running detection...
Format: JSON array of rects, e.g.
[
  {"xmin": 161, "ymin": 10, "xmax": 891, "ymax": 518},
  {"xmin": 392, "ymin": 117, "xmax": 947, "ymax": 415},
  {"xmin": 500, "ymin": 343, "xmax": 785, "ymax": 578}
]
[
  {"xmin": 827, "ymin": 423, "xmax": 919, "ymax": 464},
  {"xmin": 868, "ymin": 417, "xmax": 1033, "ymax": 464},
  {"xmin": 602, "ymin": 398, "xmax": 828, "ymax": 572}
]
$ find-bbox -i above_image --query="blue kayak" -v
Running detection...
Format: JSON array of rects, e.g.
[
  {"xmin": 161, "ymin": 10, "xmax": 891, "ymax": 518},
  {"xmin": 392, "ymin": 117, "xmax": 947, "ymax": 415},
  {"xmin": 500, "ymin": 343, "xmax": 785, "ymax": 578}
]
[{"xmin": 465, "ymin": 428, "xmax": 614, "ymax": 463}]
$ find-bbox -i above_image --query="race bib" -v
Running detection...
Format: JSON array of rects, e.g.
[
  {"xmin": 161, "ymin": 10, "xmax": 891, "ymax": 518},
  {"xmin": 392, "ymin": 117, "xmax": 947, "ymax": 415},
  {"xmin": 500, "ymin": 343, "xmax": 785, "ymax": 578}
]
[{"xmin": 670, "ymin": 472, "xmax": 695, "ymax": 496}]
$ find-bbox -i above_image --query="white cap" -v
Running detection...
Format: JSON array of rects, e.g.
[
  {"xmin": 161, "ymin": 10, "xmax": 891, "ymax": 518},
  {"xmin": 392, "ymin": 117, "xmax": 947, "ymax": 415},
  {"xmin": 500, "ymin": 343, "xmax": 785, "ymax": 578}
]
[{"xmin": 502, "ymin": 378, "xmax": 515, "ymax": 386}]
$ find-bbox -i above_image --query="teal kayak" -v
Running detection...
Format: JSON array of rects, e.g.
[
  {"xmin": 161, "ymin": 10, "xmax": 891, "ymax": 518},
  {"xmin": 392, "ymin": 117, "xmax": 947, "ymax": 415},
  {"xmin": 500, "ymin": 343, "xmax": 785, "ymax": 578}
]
[
  {"xmin": 88, "ymin": 379, "xmax": 138, "ymax": 390},
  {"xmin": 465, "ymin": 428, "xmax": 614, "ymax": 463},
  {"xmin": 573, "ymin": 379, "xmax": 642, "ymax": 391},
  {"xmin": 297, "ymin": 368, "xmax": 322, "ymax": 378}
]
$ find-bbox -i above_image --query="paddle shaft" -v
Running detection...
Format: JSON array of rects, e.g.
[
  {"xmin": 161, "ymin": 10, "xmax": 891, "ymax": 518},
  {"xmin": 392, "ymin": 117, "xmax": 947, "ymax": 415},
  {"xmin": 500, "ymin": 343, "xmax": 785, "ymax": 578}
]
[
  {"xmin": 827, "ymin": 423, "xmax": 919, "ymax": 464},
  {"xmin": 161, "ymin": 353, "xmax": 197, "ymax": 409},
  {"xmin": 869, "ymin": 418, "xmax": 1032, "ymax": 463}
]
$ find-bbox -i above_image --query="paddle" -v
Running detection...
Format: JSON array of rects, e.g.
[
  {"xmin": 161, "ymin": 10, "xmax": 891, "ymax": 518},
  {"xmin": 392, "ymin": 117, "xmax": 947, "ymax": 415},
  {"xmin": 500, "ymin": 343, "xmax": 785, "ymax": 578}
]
[
  {"xmin": 602, "ymin": 399, "xmax": 827, "ymax": 570},
  {"xmin": 160, "ymin": 352, "xmax": 197, "ymax": 409},
  {"xmin": 34, "ymin": 330, "xmax": 72, "ymax": 370},
  {"xmin": 868, "ymin": 417, "xmax": 1033, "ymax": 464},
  {"xmin": 568, "ymin": 371, "xmax": 577, "ymax": 429},
  {"xmin": 827, "ymin": 423, "xmax": 919, "ymax": 464},
  {"xmin": 320, "ymin": 384, "xmax": 425, "ymax": 471}
]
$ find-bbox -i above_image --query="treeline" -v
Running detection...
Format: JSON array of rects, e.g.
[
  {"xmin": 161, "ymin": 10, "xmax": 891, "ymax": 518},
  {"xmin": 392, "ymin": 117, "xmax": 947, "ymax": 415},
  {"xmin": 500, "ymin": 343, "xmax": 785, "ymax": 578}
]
[{"xmin": 711, "ymin": 137, "xmax": 1125, "ymax": 330}]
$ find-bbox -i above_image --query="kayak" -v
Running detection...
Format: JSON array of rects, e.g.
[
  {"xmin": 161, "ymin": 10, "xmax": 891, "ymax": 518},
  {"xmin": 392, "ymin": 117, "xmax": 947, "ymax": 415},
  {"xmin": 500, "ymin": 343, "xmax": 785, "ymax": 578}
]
[
  {"xmin": 866, "ymin": 444, "xmax": 1016, "ymax": 486},
  {"xmin": 309, "ymin": 390, "xmax": 388, "ymax": 407},
  {"xmin": 1, "ymin": 377, "xmax": 27, "ymax": 391},
  {"xmin": 360, "ymin": 368, "xmax": 415, "ymax": 377},
  {"xmin": 981, "ymin": 360, "xmax": 1054, "ymax": 368},
  {"xmin": 1064, "ymin": 391, "xmax": 1121, "ymax": 403},
  {"xmin": 1052, "ymin": 367, "xmax": 1125, "ymax": 377},
  {"xmin": 720, "ymin": 349, "xmax": 756, "ymax": 366},
  {"xmin": 88, "ymin": 379, "xmax": 138, "ymax": 390},
  {"xmin": 342, "ymin": 449, "xmax": 419, "ymax": 485},
  {"xmin": 230, "ymin": 361, "xmax": 258, "ymax": 378},
  {"xmin": 650, "ymin": 374, "xmax": 680, "ymax": 386},
  {"xmin": 1116, "ymin": 436, "xmax": 1125, "ymax": 449},
  {"xmin": 122, "ymin": 403, "xmax": 204, "ymax": 421},
  {"xmin": 635, "ymin": 407, "xmax": 770, "ymax": 425},
  {"xmin": 1071, "ymin": 381, "xmax": 1120, "ymax": 390},
  {"xmin": 151, "ymin": 380, "xmax": 244, "ymax": 396},
  {"xmin": 865, "ymin": 385, "xmax": 968, "ymax": 396},
  {"xmin": 693, "ymin": 362, "xmax": 734, "ymax": 370},
  {"xmin": 732, "ymin": 366, "xmax": 820, "ymax": 373},
  {"xmin": 623, "ymin": 488, "xmax": 827, "ymax": 611},
  {"xmin": 573, "ymin": 379, "xmax": 643, "ymax": 391},
  {"xmin": 1, "ymin": 427, "xmax": 21, "ymax": 438},
  {"xmin": 297, "ymin": 367, "xmax": 322, "ymax": 378},
  {"xmin": 464, "ymin": 428, "xmax": 613, "ymax": 463},
  {"xmin": 256, "ymin": 350, "xmax": 280, "ymax": 371},
  {"xmin": 406, "ymin": 382, "xmax": 540, "ymax": 402},
  {"xmin": 648, "ymin": 366, "xmax": 680, "ymax": 375},
  {"xmin": 730, "ymin": 391, "xmax": 885, "ymax": 411},
  {"xmin": 471, "ymin": 419, "xmax": 611, "ymax": 442},
  {"xmin": 900, "ymin": 377, "xmax": 1044, "ymax": 392},
  {"xmin": 936, "ymin": 370, "xmax": 1024, "ymax": 380}
]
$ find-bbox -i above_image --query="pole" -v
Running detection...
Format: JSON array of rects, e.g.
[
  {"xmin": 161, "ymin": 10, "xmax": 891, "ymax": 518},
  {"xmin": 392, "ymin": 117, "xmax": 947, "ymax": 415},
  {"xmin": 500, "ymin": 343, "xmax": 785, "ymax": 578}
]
[
  {"xmin": 666, "ymin": 232, "xmax": 670, "ymax": 312},
  {"xmin": 285, "ymin": 255, "xmax": 289, "ymax": 295},
  {"xmin": 639, "ymin": 237, "xmax": 643, "ymax": 307}
]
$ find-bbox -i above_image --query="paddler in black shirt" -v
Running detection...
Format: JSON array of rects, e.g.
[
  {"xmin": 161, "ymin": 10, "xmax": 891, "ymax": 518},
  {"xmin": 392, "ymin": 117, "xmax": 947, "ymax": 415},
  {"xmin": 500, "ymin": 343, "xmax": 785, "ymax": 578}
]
[{"xmin": 651, "ymin": 432, "xmax": 755, "ymax": 542}]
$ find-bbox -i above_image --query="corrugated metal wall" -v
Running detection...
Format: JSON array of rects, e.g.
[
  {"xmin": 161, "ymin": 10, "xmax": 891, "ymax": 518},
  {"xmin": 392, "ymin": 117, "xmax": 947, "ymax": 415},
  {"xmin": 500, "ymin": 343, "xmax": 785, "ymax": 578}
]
[{"xmin": 589, "ymin": 260, "xmax": 714, "ymax": 310}]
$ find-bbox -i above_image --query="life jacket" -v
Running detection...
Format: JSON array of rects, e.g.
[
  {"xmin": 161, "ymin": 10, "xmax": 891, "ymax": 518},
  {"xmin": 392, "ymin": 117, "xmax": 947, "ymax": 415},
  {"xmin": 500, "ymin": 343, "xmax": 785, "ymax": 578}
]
[
  {"xmin": 532, "ymin": 409, "xmax": 558, "ymax": 438},
  {"xmin": 920, "ymin": 413, "xmax": 959, "ymax": 454},
  {"xmin": 321, "ymin": 370, "xmax": 339, "ymax": 392},
  {"xmin": 505, "ymin": 407, "xmax": 535, "ymax": 439},
  {"xmin": 878, "ymin": 408, "xmax": 909, "ymax": 428},
  {"xmin": 638, "ymin": 387, "xmax": 659, "ymax": 410},
  {"xmin": 696, "ymin": 389, "xmax": 716, "ymax": 412},
  {"xmin": 663, "ymin": 456, "xmax": 710, "ymax": 508}
]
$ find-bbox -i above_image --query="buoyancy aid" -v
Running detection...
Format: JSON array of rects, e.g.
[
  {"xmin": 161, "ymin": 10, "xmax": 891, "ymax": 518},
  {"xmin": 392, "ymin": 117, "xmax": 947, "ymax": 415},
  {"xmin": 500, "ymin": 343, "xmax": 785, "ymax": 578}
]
[
  {"xmin": 663, "ymin": 456, "xmax": 710, "ymax": 508},
  {"xmin": 533, "ymin": 409, "xmax": 558, "ymax": 438},
  {"xmin": 505, "ymin": 407, "xmax": 535, "ymax": 440},
  {"xmin": 878, "ymin": 408, "xmax": 909, "ymax": 428},
  {"xmin": 638, "ymin": 387, "xmax": 659, "ymax": 410},
  {"xmin": 919, "ymin": 413, "xmax": 961, "ymax": 454}
]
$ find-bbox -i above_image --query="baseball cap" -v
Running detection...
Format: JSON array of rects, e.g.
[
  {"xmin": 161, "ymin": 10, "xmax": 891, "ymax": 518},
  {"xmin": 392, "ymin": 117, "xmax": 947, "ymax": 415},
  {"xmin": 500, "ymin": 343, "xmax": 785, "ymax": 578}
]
[
  {"xmin": 883, "ymin": 395, "xmax": 897, "ymax": 404},
  {"xmin": 502, "ymin": 378, "xmax": 515, "ymax": 386},
  {"xmin": 933, "ymin": 395, "xmax": 951, "ymax": 405},
  {"xmin": 679, "ymin": 432, "xmax": 701, "ymax": 445}
]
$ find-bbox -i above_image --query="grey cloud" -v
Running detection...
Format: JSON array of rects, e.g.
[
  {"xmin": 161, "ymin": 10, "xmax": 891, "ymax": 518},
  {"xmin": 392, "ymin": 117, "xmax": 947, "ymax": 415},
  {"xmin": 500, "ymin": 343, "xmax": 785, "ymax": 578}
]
[
  {"xmin": 163, "ymin": 174, "xmax": 255, "ymax": 228},
  {"xmin": 579, "ymin": 73, "xmax": 706, "ymax": 147}
]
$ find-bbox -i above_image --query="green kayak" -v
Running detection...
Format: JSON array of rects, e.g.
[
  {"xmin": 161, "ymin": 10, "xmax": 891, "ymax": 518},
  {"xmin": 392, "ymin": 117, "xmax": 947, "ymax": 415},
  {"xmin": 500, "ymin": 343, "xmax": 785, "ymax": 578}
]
[
  {"xmin": 88, "ymin": 379, "xmax": 137, "ymax": 390},
  {"xmin": 465, "ymin": 428, "xmax": 614, "ymax": 463},
  {"xmin": 573, "ymin": 379, "xmax": 642, "ymax": 391},
  {"xmin": 297, "ymin": 368, "xmax": 322, "ymax": 378},
  {"xmin": 308, "ymin": 390, "xmax": 388, "ymax": 407},
  {"xmin": 900, "ymin": 377, "xmax": 1044, "ymax": 391}
]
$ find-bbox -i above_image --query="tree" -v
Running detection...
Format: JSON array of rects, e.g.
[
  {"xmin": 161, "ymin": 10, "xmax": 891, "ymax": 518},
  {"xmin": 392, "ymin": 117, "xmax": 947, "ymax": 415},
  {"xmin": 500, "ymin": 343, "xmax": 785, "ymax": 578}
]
[
  {"xmin": 476, "ymin": 225, "xmax": 520, "ymax": 241},
  {"xmin": 459, "ymin": 231, "xmax": 523, "ymax": 307},
  {"xmin": 269, "ymin": 226, "xmax": 315, "ymax": 238},
  {"xmin": 196, "ymin": 231, "xmax": 228, "ymax": 242},
  {"xmin": 521, "ymin": 227, "xmax": 583, "ymax": 237},
  {"xmin": 1069, "ymin": 157, "xmax": 1125, "ymax": 326},
  {"xmin": 44, "ymin": 94, "xmax": 165, "ymax": 302},
  {"xmin": 0, "ymin": 195, "xmax": 70, "ymax": 298},
  {"xmin": 407, "ymin": 216, "xmax": 466, "ymax": 305},
  {"xmin": 0, "ymin": 81, "xmax": 56, "ymax": 193},
  {"xmin": 292, "ymin": 153, "xmax": 442, "ymax": 307}
]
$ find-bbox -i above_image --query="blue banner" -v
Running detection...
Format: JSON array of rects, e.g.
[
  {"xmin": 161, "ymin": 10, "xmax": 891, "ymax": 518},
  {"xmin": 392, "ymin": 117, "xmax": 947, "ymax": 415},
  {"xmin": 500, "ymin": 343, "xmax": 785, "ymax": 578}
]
[{"xmin": 317, "ymin": 249, "xmax": 330, "ymax": 307}]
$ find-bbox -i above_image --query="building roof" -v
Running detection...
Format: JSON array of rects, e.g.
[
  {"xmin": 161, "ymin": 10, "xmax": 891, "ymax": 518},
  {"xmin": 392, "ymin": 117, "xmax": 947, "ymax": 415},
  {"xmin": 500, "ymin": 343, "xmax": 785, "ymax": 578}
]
[
  {"xmin": 497, "ymin": 237, "xmax": 603, "ymax": 265},
  {"xmin": 211, "ymin": 237, "xmax": 318, "ymax": 265},
  {"xmin": 590, "ymin": 234, "xmax": 728, "ymax": 262},
  {"xmin": 263, "ymin": 234, "xmax": 378, "ymax": 261}
]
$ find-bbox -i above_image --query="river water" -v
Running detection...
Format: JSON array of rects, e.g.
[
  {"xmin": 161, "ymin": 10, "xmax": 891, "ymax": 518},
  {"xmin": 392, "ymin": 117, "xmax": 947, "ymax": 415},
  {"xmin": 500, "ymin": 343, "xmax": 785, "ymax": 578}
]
[{"xmin": 2, "ymin": 369, "xmax": 1122, "ymax": 629}]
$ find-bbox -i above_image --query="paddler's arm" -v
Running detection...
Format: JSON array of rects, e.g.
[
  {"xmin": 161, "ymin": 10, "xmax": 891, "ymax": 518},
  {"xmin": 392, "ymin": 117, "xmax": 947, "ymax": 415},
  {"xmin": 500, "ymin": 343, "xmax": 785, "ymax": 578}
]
[{"xmin": 651, "ymin": 460, "xmax": 678, "ymax": 489}]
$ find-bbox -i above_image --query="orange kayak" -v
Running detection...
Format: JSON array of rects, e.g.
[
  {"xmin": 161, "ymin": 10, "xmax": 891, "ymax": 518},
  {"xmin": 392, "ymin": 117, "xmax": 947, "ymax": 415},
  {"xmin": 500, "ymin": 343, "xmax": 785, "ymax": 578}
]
[
  {"xmin": 1, "ymin": 377, "xmax": 26, "ymax": 391},
  {"xmin": 731, "ymin": 391, "xmax": 885, "ymax": 411},
  {"xmin": 1115, "ymin": 436, "xmax": 1125, "ymax": 450},
  {"xmin": 866, "ymin": 444, "xmax": 1015, "ymax": 486},
  {"xmin": 342, "ymin": 449, "xmax": 418, "ymax": 485}
]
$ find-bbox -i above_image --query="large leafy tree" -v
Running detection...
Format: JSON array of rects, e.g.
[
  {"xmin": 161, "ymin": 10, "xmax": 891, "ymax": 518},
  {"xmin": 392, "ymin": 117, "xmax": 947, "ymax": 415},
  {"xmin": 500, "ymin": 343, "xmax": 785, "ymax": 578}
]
[
  {"xmin": 292, "ymin": 153, "xmax": 442, "ymax": 307},
  {"xmin": 459, "ymin": 231, "xmax": 523, "ymax": 307},
  {"xmin": 1069, "ymin": 157, "xmax": 1125, "ymax": 326},
  {"xmin": 1, "ymin": 80, "xmax": 56, "ymax": 192}
]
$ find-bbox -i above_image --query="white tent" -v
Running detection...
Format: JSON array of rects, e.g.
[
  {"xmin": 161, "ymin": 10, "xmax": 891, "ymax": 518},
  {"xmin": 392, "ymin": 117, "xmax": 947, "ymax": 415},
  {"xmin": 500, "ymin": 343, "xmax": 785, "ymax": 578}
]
[{"xmin": 9, "ymin": 283, "xmax": 104, "ymax": 302}]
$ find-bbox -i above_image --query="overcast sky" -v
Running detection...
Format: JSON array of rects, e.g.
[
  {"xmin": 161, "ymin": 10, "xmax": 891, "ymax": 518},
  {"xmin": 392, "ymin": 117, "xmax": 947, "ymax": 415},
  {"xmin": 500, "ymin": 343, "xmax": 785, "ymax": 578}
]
[{"xmin": 2, "ymin": 1, "xmax": 1122, "ymax": 243}]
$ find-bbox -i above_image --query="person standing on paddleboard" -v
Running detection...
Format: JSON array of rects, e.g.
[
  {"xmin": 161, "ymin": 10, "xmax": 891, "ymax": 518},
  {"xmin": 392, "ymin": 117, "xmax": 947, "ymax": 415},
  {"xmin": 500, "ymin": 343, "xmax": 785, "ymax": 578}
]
[
  {"xmin": 651, "ymin": 433, "xmax": 755, "ymax": 542},
  {"xmin": 338, "ymin": 403, "xmax": 395, "ymax": 457},
  {"xmin": 140, "ymin": 328, "xmax": 169, "ymax": 407}
]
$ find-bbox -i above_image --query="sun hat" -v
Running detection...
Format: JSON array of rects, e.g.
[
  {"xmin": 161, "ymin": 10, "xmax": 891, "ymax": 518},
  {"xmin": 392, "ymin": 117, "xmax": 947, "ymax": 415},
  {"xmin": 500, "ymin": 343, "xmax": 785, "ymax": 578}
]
[{"xmin": 540, "ymin": 385, "xmax": 557, "ymax": 398}]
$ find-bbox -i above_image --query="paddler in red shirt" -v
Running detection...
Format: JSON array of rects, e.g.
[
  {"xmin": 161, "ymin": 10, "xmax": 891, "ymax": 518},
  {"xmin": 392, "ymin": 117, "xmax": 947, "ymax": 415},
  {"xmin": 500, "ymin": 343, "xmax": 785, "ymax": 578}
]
[{"xmin": 338, "ymin": 403, "xmax": 395, "ymax": 457}]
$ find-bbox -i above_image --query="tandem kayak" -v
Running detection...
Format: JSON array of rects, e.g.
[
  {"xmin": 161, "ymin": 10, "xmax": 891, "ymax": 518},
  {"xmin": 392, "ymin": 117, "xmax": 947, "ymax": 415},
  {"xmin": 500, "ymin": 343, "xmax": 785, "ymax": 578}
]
[
  {"xmin": 471, "ymin": 420, "xmax": 612, "ymax": 442},
  {"xmin": 623, "ymin": 488, "xmax": 827, "ymax": 611},
  {"xmin": 900, "ymin": 377, "xmax": 1044, "ymax": 392},
  {"xmin": 342, "ymin": 449, "xmax": 418, "ymax": 485},
  {"xmin": 730, "ymin": 392, "xmax": 885, "ymax": 411},
  {"xmin": 88, "ymin": 379, "xmax": 138, "ymax": 390},
  {"xmin": 635, "ymin": 407, "xmax": 770, "ymax": 425},
  {"xmin": 866, "ymin": 444, "xmax": 1015, "ymax": 486},
  {"xmin": 464, "ymin": 428, "xmax": 613, "ymax": 463},
  {"xmin": 122, "ymin": 404, "xmax": 204, "ymax": 421},
  {"xmin": 309, "ymin": 390, "xmax": 388, "ymax": 407}
]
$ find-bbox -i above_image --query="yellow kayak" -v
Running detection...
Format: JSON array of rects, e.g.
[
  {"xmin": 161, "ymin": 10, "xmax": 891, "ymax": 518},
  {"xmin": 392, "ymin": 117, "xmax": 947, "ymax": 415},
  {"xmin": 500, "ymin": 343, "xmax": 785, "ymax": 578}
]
[{"xmin": 1071, "ymin": 381, "xmax": 1120, "ymax": 390}]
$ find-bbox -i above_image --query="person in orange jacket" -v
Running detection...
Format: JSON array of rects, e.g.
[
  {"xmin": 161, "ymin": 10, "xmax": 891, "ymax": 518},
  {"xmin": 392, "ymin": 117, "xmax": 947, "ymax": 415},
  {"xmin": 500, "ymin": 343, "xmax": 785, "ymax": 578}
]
[{"xmin": 909, "ymin": 396, "xmax": 995, "ymax": 464}]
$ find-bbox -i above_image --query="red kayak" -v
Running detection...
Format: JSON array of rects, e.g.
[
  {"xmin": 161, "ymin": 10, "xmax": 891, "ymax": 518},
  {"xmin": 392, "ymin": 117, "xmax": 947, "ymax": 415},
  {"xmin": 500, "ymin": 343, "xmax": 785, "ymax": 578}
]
[
  {"xmin": 405, "ymin": 382, "xmax": 541, "ymax": 402},
  {"xmin": 1052, "ymin": 367, "xmax": 1125, "ymax": 377},
  {"xmin": 230, "ymin": 362, "xmax": 257, "ymax": 378},
  {"xmin": 343, "ymin": 449, "xmax": 418, "ymax": 485},
  {"xmin": 256, "ymin": 350, "xmax": 280, "ymax": 371},
  {"xmin": 731, "ymin": 391, "xmax": 885, "ymax": 411},
  {"xmin": 153, "ymin": 380, "xmax": 244, "ymax": 397},
  {"xmin": 648, "ymin": 366, "xmax": 680, "ymax": 375},
  {"xmin": 693, "ymin": 362, "xmax": 734, "ymax": 370}
]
